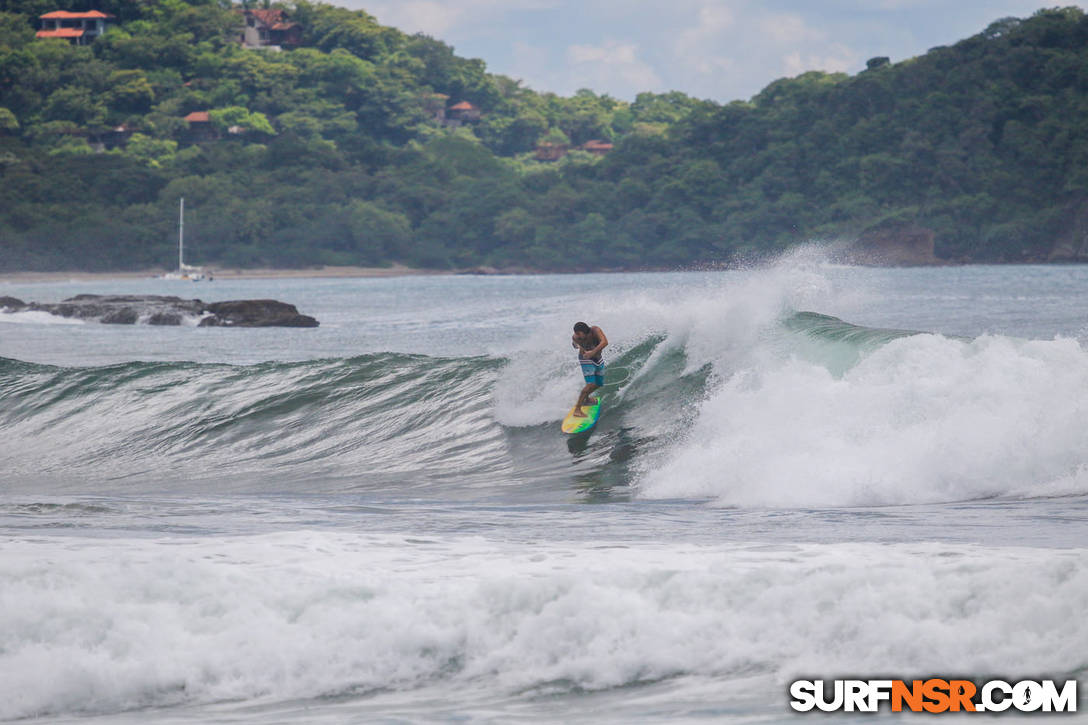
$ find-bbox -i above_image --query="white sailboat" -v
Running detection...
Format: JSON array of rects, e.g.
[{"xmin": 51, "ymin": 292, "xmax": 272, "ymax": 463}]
[{"xmin": 161, "ymin": 197, "xmax": 207, "ymax": 281}]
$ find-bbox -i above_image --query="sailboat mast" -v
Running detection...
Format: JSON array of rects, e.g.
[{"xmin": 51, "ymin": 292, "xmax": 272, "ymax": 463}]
[{"xmin": 178, "ymin": 197, "xmax": 184, "ymax": 270}]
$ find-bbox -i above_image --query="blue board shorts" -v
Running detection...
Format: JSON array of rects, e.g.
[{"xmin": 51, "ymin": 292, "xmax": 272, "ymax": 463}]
[{"xmin": 580, "ymin": 358, "xmax": 605, "ymax": 386}]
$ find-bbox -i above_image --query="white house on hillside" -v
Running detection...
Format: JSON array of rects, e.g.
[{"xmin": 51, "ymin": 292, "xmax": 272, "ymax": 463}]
[{"xmin": 36, "ymin": 10, "xmax": 113, "ymax": 45}]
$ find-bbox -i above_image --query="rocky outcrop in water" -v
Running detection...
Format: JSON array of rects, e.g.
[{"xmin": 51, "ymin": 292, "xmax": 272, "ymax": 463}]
[
  {"xmin": 198, "ymin": 299, "xmax": 320, "ymax": 327},
  {"xmin": 0, "ymin": 294, "xmax": 319, "ymax": 327}
]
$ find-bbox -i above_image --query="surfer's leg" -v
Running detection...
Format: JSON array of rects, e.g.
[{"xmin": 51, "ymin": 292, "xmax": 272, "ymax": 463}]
[
  {"xmin": 583, "ymin": 365, "xmax": 603, "ymax": 405},
  {"xmin": 575, "ymin": 360, "xmax": 600, "ymax": 416},
  {"xmin": 574, "ymin": 383, "xmax": 598, "ymax": 416}
]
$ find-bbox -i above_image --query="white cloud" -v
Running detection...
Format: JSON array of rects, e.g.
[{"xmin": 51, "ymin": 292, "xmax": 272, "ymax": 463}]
[
  {"xmin": 753, "ymin": 12, "xmax": 859, "ymax": 76},
  {"xmin": 361, "ymin": 1, "xmax": 464, "ymax": 37},
  {"xmin": 663, "ymin": 4, "xmax": 861, "ymax": 98},
  {"xmin": 329, "ymin": 0, "xmax": 1086, "ymax": 101},
  {"xmin": 759, "ymin": 11, "xmax": 813, "ymax": 45},
  {"xmin": 671, "ymin": 1, "xmax": 736, "ymax": 78},
  {"xmin": 695, "ymin": 2, "xmax": 736, "ymax": 33},
  {"xmin": 782, "ymin": 46, "xmax": 857, "ymax": 76},
  {"xmin": 358, "ymin": 0, "xmax": 560, "ymax": 39},
  {"xmin": 566, "ymin": 40, "xmax": 663, "ymax": 95}
]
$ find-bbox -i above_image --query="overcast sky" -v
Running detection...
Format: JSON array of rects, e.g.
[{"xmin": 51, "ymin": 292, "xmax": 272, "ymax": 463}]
[{"xmin": 339, "ymin": 1, "xmax": 1078, "ymax": 102}]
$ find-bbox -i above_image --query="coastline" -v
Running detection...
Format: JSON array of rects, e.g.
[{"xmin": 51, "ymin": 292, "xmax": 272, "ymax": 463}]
[
  {"xmin": 0, "ymin": 264, "xmax": 449, "ymax": 285},
  {"xmin": 4, "ymin": 260, "xmax": 1085, "ymax": 286}
]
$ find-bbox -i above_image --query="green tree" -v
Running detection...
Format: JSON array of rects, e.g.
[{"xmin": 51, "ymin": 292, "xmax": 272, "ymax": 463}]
[
  {"xmin": 0, "ymin": 11, "xmax": 34, "ymax": 48},
  {"xmin": 107, "ymin": 69, "xmax": 155, "ymax": 112},
  {"xmin": 208, "ymin": 106, "xmax": 274, "ymax": 134},
  {"xmin": 345, "ymin": 199, "xmax": 411, "ymax": 262},
  {"xmin": 123, "ymin": 132, "xmax": 177, "ymax": 167},
  {"xmin": 0, "ymin": 106, "xmax": 18, "ymax": 132},
  {"xmin": 42, "ymin": 86, "xmax": 107, "ymax": 126}
]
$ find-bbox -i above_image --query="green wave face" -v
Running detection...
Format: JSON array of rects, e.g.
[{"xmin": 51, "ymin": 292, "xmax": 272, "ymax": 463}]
[
  {"xmin": 778, "ymin": 310, "xmax": 930, "ymax": 377},
  {"xmin": 0, "ymin": 354, "xmax": 497, "ymax": 494},
  {"xmin": 783, "ymin": 311, "xmax": 923, "ymax": 346}
]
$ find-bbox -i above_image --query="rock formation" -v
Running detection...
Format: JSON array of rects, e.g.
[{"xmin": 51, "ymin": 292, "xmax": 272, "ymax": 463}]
[
  {"xmin": 199, "ymin": 299, "xmax": 320, "ymax": 327},
  {"xmin": 0, "ymin": 295, "xmax": 318, "ymax": 327}
]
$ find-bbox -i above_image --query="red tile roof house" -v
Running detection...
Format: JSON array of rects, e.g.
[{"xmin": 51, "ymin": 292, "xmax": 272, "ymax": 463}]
[
  {"xmin": 581, "ymin": 139, "xmax": 614, "ymax": 156},
  {"xmin": 445, "ymin": 101, "xmax": 481, "ymax": 127},
  {"xmin": 238, "ymin": 8, "xmax": 301, "ymax": 50},
  {"xmin": 183, "ymin": 111, "xmax": 218, "ymax": 141},
  {"xmin": 36, "ymin": 10, "xmax": 114, "ymax": 45}
]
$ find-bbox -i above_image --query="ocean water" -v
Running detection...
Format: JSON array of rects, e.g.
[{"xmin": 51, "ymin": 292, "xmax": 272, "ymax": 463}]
[{"xmin": 1, "ymin": 252, "xmax": 1087, "ymax": 723}]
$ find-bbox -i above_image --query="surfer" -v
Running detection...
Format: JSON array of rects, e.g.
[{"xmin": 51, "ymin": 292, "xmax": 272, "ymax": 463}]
[{"xmin": 571, "ymin": 321, "xmax": 608, "ymax": 417}]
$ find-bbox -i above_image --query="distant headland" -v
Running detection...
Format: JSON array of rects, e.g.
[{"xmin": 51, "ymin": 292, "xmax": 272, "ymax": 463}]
[{"xmin": 2, "ymin": 4, "xmax": 1087, "ymax": 271}]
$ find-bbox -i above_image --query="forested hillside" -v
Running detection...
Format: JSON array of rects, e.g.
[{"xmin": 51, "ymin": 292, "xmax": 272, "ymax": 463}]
[{"xmin": 1, "ymin": 2, "xmax": 1087, "ymax": 271}]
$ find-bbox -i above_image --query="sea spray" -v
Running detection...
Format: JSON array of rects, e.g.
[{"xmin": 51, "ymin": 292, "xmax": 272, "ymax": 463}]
[
  {"xmin": 495, "ymin": 249, "xmax": 848, "ymax": 430},
  {"xmin": 638, "ymin": 332, "xmax": 1088, "ymax": 506}
]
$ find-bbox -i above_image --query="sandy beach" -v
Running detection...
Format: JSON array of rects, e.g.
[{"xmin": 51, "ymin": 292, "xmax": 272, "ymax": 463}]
[{"xmin": 0, "ymin": 265, "xmax": 451, "ymax": 284}]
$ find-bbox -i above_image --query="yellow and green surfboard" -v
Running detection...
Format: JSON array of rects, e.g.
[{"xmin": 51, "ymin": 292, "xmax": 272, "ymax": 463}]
[{"xmin": 561, "ymin": 395, "xmax": 602, "ymax": 434}]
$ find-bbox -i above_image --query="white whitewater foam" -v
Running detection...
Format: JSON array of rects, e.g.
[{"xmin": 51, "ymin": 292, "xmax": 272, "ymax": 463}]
[
  {"xmin": 639, "ymin": 332, "xmax": 1088, "ymax": 506},
  {"xmin": 0, "ymin": 310, "xmax": 85, "ymax": 325},
  {"xmin": 495, "ymin": 249, "xmax": 853, "ymax": 428},
  {"xmin": 133, "ymin": 311, "xmax": 210, "ymax": 326},
  {"xmin": 1, "ymin": 533, "xmax": 1085, "ymax": 719}
]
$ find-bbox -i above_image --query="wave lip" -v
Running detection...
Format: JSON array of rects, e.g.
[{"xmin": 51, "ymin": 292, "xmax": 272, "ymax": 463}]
[{"xmin": 784, "ymin": 310, "xmax": 923, "ymax": 347}]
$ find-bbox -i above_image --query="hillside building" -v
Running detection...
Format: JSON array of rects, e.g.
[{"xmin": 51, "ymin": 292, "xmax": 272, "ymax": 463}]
[
  {"xmin": 238, "ymin": 9, "xmax": 301, "ymax": 50},
  {"xmin": 581, "ymin": 140, "xmax": 614, "ymax": 156},
  {"xmin": 36, "ymin": 10, "xmax": 113, "ymax": 45},
  {"xmin": 446, "ymin": 101, "xmax": 482, "ymax": 125},
  {"xmin": 183, "ymin": 111, "xmax": 218, "ymax": 142}
]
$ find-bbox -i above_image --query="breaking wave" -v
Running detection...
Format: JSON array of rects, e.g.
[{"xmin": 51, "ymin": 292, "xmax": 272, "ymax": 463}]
[{"xmin": 4, "ymin": 275, "xmax": 1088, "ymax": 506}]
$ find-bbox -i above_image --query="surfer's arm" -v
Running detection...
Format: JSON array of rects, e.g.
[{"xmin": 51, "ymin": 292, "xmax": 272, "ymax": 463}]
[{"xmin": 588, "ymin": 327, "xmax": 608, "ymax": 357}]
